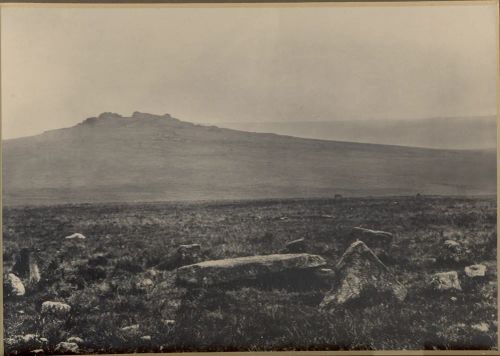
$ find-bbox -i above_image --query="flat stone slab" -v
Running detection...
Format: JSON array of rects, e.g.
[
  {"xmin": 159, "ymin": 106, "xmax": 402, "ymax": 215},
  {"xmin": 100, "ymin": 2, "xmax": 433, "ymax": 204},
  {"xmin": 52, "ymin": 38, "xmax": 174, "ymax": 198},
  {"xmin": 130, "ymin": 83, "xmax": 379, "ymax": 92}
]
[
  {"xmin": 351, "ymin": 227, "xmax": 394, "ymax": 248},
  {"xmin": 176, "ymin": 253, "xmax": 326, "ymax": 286}
]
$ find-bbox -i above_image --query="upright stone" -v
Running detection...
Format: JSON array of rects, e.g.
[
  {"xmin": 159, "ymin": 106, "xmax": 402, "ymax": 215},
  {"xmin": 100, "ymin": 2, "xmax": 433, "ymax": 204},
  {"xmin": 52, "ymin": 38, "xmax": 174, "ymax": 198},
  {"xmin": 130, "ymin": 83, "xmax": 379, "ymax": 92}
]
[
  {"xmin": 12, "ymin": 248, "xmax": 41, "ymax": 286},
  {"xmin": 320, "ymin": 241, "xmax": 407, "ymax": 309}
]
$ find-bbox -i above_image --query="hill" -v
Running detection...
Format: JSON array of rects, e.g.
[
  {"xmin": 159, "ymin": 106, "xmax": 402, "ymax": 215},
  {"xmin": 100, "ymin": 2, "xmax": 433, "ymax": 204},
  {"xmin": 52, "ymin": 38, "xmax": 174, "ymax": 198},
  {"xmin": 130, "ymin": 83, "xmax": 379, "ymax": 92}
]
[
  {"xmin": 216, "ymin": 116, "xmax": 497, "ymax": 150},
  {"xmin": 2, "ymin": 112, "xmax": 496, "ymax": 205}
]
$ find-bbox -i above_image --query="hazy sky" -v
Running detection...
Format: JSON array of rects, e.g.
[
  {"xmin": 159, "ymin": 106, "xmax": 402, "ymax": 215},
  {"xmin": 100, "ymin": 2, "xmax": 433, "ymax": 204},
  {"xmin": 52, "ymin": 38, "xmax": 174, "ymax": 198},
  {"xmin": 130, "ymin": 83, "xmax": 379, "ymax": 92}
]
[{"xmin": 1, "ymin": 3, "xmax": 497, "ymax": 139}]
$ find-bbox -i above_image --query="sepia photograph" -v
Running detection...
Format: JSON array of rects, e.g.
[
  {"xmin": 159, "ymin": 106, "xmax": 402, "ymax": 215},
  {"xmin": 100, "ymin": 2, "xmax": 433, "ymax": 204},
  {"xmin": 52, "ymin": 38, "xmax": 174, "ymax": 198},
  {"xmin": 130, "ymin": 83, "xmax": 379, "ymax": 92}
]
[{"xmin": 1, "ymin": 1, "xmax": 498, "ymax": 354}]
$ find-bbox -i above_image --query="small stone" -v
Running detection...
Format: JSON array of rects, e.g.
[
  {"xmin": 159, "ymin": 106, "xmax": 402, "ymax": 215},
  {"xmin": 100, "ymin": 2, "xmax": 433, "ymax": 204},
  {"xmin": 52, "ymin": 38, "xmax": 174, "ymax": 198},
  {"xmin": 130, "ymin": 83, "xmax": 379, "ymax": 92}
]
[
  {"xmin": 136, "ymin": 278, "xmax": 154, "ymax": 290},
  {"xmin": 465, "ymin": 264, "xmax": 487, "ymax": 278},
  {"xmin": 157, "ymin": 244, "xmax": 202, "ymax": 270},
  {"xmin": 29, "ymin": 349, "xmax": 45, "ymax": 355},
  {"xmin": 440, "ymin": 240, "xmax": 469, "ymax": 263},
  {"xmin": 283, "ymin": 238, "xmax": 307, "ymax": 253},
  {"xmin": 430, "ymin": 271, "xmax": 462, "ymax": 291},
  {"xmin": 5, "ymin": 273, "xmax": 26, "ymax": 297},
  {"xmin": 315, "ymin": 268, "xmax": 335, "ymax": 276},
  {"xmin": 66, "ymin": 337, "xmax": 84, "ymax": 345},
  {"xmin": 444, "ymin": 240, "xmax": 460, "ymax": 248},
  {"xmin": 140, "ymin": 335, "xmax": 152, "ymax": 341},
  {"xmin": 162, "ymin": 319, "xmax": 175, "ymax": 326},
  {"xmin": 121, "ymin": 324, "xmax": 140, "ymax": 332},
  {"xmin": 146, "ymin": 269, "xmax": 159, "ymax": 277},
  {"xmin": 64, "ymin": 233, "xmax": 86, "ymax": 240},
  {"xmin": 54, "ymin": 341, "xmax": 79, "ymax": 354},
  {"xmin": 450, "ymin": 296, "xmax": 457, "ymax": 302},
  {"xmin": 41, "ymin": 301, "xmax": 71, "ymax": 318},
  {"xmin": 471, "ymin": 322, "xmax": 489, "ymax": 333},
  {"xmin": 88, "ymin": 254, "xmax": 108, "ymax": 267}
]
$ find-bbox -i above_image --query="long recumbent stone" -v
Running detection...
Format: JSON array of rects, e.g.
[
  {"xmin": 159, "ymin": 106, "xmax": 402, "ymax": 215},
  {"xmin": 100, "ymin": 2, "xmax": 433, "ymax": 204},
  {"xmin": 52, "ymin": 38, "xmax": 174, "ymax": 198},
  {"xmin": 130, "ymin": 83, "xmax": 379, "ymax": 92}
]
[{"xmin": 176, "ymin": 253, "xmax": 326, "ymax": 286}]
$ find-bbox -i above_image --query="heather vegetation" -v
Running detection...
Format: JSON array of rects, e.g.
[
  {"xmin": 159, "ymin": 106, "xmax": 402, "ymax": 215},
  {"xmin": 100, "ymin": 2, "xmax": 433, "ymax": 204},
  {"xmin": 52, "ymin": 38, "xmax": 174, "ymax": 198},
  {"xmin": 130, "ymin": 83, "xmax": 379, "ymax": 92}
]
[{"xmin": 3, "ymin": 196, "xmax": 497, "ymax": 353}]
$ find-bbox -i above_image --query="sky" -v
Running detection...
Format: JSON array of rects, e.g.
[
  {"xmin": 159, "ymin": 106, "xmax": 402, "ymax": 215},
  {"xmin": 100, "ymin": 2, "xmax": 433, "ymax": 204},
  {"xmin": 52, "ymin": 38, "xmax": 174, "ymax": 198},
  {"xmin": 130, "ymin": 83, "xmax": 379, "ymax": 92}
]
[{"xmin": 1, "ymin": 3, "xmax": 498, "ymax": 139}]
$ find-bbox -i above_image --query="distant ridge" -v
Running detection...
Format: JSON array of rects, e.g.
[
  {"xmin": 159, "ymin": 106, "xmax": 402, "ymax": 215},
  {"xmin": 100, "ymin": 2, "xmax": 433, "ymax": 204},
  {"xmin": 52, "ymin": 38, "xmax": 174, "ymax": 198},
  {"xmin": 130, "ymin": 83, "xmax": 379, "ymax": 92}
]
[
  {"xmin": 214, "ymin": 116, "xmax": 497, "ymax": 150},
  {"xmin": 2, "ymin": 112, "xmax": 496, "ymax": 206}
]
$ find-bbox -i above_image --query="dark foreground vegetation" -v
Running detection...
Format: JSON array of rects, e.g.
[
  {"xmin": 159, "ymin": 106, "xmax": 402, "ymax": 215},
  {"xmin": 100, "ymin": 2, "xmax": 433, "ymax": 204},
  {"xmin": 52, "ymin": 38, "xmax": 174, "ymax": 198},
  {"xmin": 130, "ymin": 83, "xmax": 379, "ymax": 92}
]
[{"xmin": 3, "ymin": 196, "xmax": 498, "ymax": 353}]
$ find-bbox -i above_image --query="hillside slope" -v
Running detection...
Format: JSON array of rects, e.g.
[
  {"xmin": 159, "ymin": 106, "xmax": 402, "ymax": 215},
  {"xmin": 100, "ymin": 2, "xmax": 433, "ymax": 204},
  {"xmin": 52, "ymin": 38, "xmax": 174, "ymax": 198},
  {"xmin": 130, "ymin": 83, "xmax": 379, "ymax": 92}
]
[
  {"xmin": 2, "ymin": 112, "xmax": 496, "ymax": 205},
  {"xmin": 216, "ymin": 116, "xmax": 497, "ymax": 150}
]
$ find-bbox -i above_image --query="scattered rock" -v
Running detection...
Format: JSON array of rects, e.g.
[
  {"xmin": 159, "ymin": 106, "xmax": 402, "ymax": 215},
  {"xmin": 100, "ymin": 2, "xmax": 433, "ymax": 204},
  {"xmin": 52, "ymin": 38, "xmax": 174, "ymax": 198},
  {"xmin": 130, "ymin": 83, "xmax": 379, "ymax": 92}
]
[
  {"xmin": 450, "ymin": 296, "xmax": 458, "ymax": 302},
  {"xmin": 162, "ymin": 319, "xmax": 175, "ymax": 327},
  {"xmin": 444, "ymin": 240, "xmax": 460, "ymax": 248},
  {"xmin": 5, "ymin": 335, "xmax": 46, "ymax": 353},
  {"xmin": 65, "ymin": 233, "xmax": 86, "ymax": 240},
  {"xmin": 315, "ymin": 268, "xmax": 335, "ymax": 276},
  {"xmin": 66, "ymin": 337, "xmax": 84, "ymax": 345},
  {"xmin": 440, "ymin": 240, "xmax": 469, "ymax": 264},
  {"xmin": 472, "ymin": 322, "xmax": 489, "ymax": 333},
  {"xmin": 121, "ymin": 324, "xmax": 140, "ymax": 332},
  {"xmin": 157, "ymin": 244, "xmax": 202, "ymax": 270},
  {"xmin": 430, "ymin": 271, "xmax": 462, "ymax": 291},
  {"xmin": 29, "ymin": 349, "xmax": 45, "ymax": 355},
  {"xmin": 177, "ymin": 244, "xmax": 201, "ymax": 262},
  {"xmin": 22, "ymin": 335, "xmax": 43, "ymax": 345},
  {"xmin": 283, "ymin": 238, "xmax": 307, "ymax": 253},
  {"xmin": 351, "ymin": 227, "xmax": 394, "ymax": 249},
  {"xmin": 177, "ymin": 253, "xmax": 326, "ymax": 286},
  {"xmin": 54, "ymin": 341, "xmax": 79, "ymax": 354},
  {"xmin": 136, "ymin": 278, "xmax": 154, "ymax": 290},
  {"xmin": 88, "ymin": 253, "xmax": 108, "ymax": 267},
  {"xmin": 320, "ymin": 241, "xmax": 407, "ymax": 309},
  {"xmin": 140, "ymin": 335, "xmax": 152, "ymax": 341},
  {"xmin": 146, "ymin": 269, "xmax": 159, "ymax": 278},
  {"xmin": 465, "ymin": 264, "xmax": 487, "ymax": 278},
  {"xmin": 41, "ymin": 301, "xmax": 71, "ymax": 318},
  {"xmin": 5, "ymin": 273, "xmax": 26, "ymax": 297},
  {"xmin": 96, "ymin": 282, "xmax": 112, "ymax": 296}
]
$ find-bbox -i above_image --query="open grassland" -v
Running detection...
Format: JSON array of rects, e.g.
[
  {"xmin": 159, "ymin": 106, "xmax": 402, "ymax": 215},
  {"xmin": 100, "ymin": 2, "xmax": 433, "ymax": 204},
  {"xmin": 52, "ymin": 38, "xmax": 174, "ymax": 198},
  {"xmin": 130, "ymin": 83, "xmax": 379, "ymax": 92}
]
[{"xmin": 3, "ymin": 196, "xmax": 498, "ymax": 353}]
